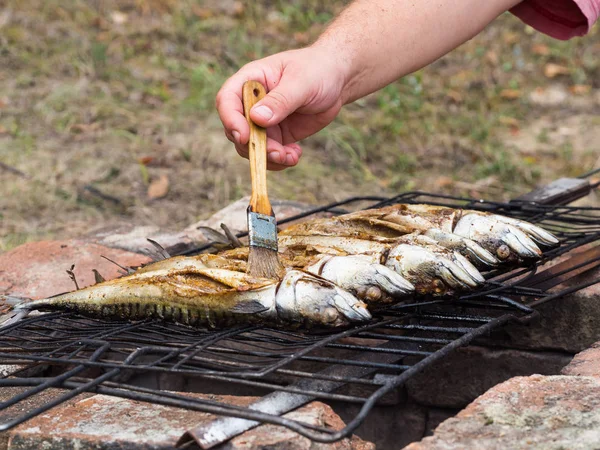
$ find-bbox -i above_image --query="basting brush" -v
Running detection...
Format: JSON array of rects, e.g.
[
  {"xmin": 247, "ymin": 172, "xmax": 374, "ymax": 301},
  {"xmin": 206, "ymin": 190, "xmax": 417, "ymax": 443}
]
[{"xmin": 242, "ymin": 80, "xmax": 285, "ymax": 279}]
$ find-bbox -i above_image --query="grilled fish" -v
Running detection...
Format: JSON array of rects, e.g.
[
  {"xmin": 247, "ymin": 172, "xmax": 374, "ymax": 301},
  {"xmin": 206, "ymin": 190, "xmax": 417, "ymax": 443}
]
[
  {"xmin": 281, "ymin": 204, "xmax": 559, "ymax": 264},
  {"xmin": 13, "ymin": 268, "xmax": 371, "ymax": 328},
  {"xmin": 4, "ymin": 203, "xmax": 558, "ymax": 329},
  {"xmin": 278, "ymin": 233, "xmax": 484, "ymax": 296}
]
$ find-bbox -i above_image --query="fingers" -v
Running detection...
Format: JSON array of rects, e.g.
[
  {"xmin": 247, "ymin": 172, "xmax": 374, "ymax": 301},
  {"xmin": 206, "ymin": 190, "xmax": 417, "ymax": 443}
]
[
  {"xmin": 233, "ymin": 135, "xmax": 302, "ymax": 171},
  {"xmin": 216, "ymin": 64, "xmax": 268, "ymax": 147},
  {"xmin": 249, "ymin": 70, "xmax": 313, "ymax": 128}
]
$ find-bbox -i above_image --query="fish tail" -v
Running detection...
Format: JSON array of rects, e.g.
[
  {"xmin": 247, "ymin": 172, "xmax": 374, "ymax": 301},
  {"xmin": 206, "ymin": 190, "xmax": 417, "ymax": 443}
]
[{"xmin": 0, "ymin": 295, "xmax": 35, "ymax": 329}]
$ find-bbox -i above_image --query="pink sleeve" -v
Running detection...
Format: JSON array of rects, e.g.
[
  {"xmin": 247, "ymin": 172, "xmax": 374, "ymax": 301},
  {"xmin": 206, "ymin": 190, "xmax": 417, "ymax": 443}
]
[{"xmin": 510, "ymin": 0, "xmax": 600, "ymax": 40}]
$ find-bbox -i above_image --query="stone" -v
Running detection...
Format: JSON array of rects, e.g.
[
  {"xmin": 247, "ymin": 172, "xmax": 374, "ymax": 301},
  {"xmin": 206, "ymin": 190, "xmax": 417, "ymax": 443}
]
[
  {"xmin": 90, "ymin": 197, "xmax": 320, "ymax": 256},
  {"xmin": 0, "ymin": 240, "xmax": 150, "ymax": 300},
  {"xmin": 424, "ymin": 408, "xmax": 459, "ymax": 437},
  {"xmin": 561, "ymin": 341, "xmax": 600, "ymax": 377},
  {"xmin": 498, "ymin": 261, "xmax": 600, "ymax": 353},
  {"xmin": 8, "ymin": 393, "xmax": 374, "ymax": 450},
  {"xmin": 89, "ymin": 223, "xmax": 203, "ymax": 256},
  {"xmin": 185, "ymin": 196, "xmax": 321, "ymax": 237},
  {"xmin": 0, "ymin": 388, "xmax": 92, "ymax": 450},
  {"xmin": 331, "ymin": 401, "xmax": 426, "ymax": 450},
  {"xmin": 405, "ymin": 346, "xmax": 571, "ymax": 408},
  {"xmin": 404, "ymin": 375, "xmax": 600, "ymax": 450}
]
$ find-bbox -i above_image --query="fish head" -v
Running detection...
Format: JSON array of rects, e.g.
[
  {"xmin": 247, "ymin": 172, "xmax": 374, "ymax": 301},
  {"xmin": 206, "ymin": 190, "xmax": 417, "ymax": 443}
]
[
  {"xmin": 386, "ymin": 243, "xmax": 484, "ymax": 295},
  {"xmin": 275, "ymin": 270, "xmax": 371, "ymax": 327},
  {"xmin": 308, "ymin": 255, "xmax": 414, "ymax": 304},
  {"xmin": 453, "ymin": 214, "xmax": 542, "ymax": 262}
]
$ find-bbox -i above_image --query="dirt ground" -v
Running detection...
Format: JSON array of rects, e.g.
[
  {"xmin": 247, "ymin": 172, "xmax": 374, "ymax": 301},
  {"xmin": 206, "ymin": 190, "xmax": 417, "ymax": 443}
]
[{"xmin": 1, "ymin": 0, "xmax": 599, "ymax": 251}]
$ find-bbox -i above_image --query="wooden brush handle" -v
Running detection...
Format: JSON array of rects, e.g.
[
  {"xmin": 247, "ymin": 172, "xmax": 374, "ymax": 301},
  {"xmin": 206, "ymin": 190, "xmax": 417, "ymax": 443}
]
[{"xmin": 243, "ymin": 80, "xmax": 271, "ymax": 215}]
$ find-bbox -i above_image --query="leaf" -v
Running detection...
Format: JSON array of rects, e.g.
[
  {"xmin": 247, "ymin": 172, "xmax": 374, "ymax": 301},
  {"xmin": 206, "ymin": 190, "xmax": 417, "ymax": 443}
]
[
  {"xmin": 544, "ymin": 63, "xmax": 570, "ymax": 78},
  {"xmin": 499, "ymin": 116, "xmax": 520, "ymax": 127},
  {"xmin": 70, "ymin": 123, "xmax": 99, "ymax": 134},
  {"xmin": 191, "ymin": 6, "xmax": 213, "ymax": 19},
  {"xmin": 139, "ymin": 156, "xmax": 154, "ymax": 165},
  {"xmin": 435, "ymin": 176, "xmax": 453, "ymax": 188},
  {"xmin": 502, "ymin": 32, "xmax": 519, "ymax": 45},
  {"xmin": 147, "ymin": 174, "xmax": 169, "ymax": 199},
  {"xmin": 500, "ymin": 89, "xmax": 522, "ymax": 100},
  {"xmin": 532, "ymin": 44, "xmax": 550, "ymax": 56},
  {"xmin": 446, "ymin": 90, "xmax": 463, "ymax": 103},
  {"xmin": 569, "ymin": 85, "xmax": 591, "ymax": 95},
  {"xmin": 294, "ymin": 32, "xmax": 310, "ymax": 45},
  {"xmin": 485, "ymin": 50, "xmax": 499, "ymax": 65}
]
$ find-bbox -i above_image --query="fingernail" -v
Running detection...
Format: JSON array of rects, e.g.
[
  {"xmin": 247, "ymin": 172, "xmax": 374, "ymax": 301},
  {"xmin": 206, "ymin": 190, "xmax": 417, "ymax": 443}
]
[
  {"xmin": 285, "ymin": 153, "xmax": 295, "ymax": 166},
  {"xmin": 232, "ymin": 130, "xmax": 240, "ymax": 144},
  {"xmin": 268, "ymin": 151, "xmax": 282, "ymax": 164},
  {"xmin": 253, "ymin": 105, "xmax": 273, "ymax": 121}
]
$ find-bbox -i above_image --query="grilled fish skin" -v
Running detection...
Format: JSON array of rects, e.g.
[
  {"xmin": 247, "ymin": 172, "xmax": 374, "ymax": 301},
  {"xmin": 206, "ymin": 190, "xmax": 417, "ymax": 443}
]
[
  {"xmin": 14, "ymin": 268, "xmax": 371, "ymax": 329},
  {"xmin": 215, "ymin": 232, "xmax": 484, "ymax": 297},
  {"xmin": 134, "ymin": 246, "xmax": 416, "ymax": 306},
  {"xmin": 305, "ymin": 254, "xmax": 415, "ymax": 305},
  {"xmin": 5, "ymin": 203, "xmax": 558, "ymax": 330},
  {"xmin": 278, "ymin": 233, "xmax": 484, "ymax": 296},
  {"xmin": 280, "ymin": 204, "xmax": 559, "ymax": 264}
]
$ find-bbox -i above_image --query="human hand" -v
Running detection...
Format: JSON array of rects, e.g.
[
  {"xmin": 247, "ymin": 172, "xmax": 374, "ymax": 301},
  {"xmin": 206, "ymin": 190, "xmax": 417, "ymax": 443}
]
[{"xmin": 216, "ymin": 46, "xmax": 349, "ymax": 170}]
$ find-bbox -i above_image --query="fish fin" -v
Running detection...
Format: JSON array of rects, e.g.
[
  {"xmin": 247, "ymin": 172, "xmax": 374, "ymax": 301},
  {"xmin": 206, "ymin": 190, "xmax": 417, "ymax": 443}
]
[
  {"xmin": 229, "ymin": 300, "xmax": 270, "ymax": 314},
  {"xmin": 197, "ymin": 226, "xmax": 231, "ymax": 245},
  {"xmin": 220, "ymin": 223, "xmax": 243, "ymax": 248},
  {"xmin": 0, "ymin": 295, "xmax": 33, "ymax": 329},
  {"xmin": 100, "ymin": 255, "xmax": 136, "ymax": 274},
  {"xmin": 146, "ymin": 238, "xmax": 171, "ymax": 259},
  {"xmin": 92, "ymin": 269, "xmax": 106, "ymax": 284}
]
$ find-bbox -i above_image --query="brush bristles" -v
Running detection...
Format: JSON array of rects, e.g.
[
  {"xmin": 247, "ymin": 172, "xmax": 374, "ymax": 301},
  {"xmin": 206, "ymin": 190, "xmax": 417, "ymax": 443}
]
[{"xmin": 247, "ymin": 246, "xmax": 285, "ymax": 279}]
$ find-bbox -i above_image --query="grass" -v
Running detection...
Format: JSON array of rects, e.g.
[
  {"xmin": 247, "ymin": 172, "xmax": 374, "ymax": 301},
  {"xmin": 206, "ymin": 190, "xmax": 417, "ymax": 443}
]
[{"xmin": 0, "ymin": 0, "xmax": 599, "ymax": 251}]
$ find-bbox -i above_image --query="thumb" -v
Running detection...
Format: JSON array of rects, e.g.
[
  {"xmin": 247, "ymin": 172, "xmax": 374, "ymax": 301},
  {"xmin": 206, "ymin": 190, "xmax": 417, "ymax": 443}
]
[{"xmin": 250, "ymin": 75, "xmax": 311, "ymax": 127}]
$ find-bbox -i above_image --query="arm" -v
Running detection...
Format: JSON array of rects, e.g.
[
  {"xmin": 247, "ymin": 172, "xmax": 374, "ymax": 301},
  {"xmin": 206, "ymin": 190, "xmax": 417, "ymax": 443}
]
[
  {"xmin": 317, "ymin": 0, "xmax": 523, "ymax": 104},
  {"xmin": 216, "ymin": 0, "xmax": 522, "ymax": 170}
]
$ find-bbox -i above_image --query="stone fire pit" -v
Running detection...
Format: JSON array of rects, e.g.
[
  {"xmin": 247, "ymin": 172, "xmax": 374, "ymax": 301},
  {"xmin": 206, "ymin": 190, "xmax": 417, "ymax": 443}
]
[{"xmin": 1, "ymin": 197, "xmax": 599, "ymax": 450}]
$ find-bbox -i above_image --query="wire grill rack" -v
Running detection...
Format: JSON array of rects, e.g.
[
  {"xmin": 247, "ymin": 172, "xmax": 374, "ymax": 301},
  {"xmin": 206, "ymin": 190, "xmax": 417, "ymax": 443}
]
[{"xmin": 1, "ymin": 185, "xmax": 600, "ymax": 446}]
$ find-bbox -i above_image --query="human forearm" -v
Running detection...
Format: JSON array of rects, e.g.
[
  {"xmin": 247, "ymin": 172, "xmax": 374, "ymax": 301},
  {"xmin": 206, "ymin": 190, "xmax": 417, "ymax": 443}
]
[{"xmin": 313, "ymin": 0, "xmax": 522, "ymax": 104}]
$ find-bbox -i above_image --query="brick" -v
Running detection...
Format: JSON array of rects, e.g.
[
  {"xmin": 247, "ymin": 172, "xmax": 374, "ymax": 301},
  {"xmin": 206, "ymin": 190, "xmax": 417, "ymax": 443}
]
[
  {"xmin": 496, "ymin": 252, "xmax": 600, "ymax": 353},
  {"xmin": 8, "ymin": 394, "xmax": 374, "ymax": 450},
  {"xmin": 562, "ymin": 341, "xmax": 600, "ymax": 377},
  {"xmin": 0, "ymin": 388, "xmax": 92, "ymax": 450},
  {"xmin": 332, "ymin": 401, "xmax": 426, "ymax": 450},
  {"xmin": 89, "ymin": 223, "xmax": 202, "ymax": 256},
  {"xmin": 185, "ymin": 196, "xmax": 321, "ymax": 237},
  {"xmin": 405, "ymin": 346, "xmax": 571, "ymax": 408},
  {"xmin": 404, "ymin": 375, "xmax": 600, "ymax": 450},
  {"xmin": 0, "ymin": 240, "xmax": 150, "ymax": 300},
  {"xmin": 424, "ymin": 408, "xmax": 459, "ymax": 437}
]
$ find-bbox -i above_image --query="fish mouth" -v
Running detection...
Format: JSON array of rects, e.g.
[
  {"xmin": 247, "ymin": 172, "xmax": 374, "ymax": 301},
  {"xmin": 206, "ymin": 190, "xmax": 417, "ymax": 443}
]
[
  {"xmin": 491, "ymin": 216, "xmax": 559, "ymax": 247},
  {"xmin": 371, "ymin": 265, "xmax": 415, "ymax": 296},
  {"xmin": 333, "ymin": 290, "xmax": 372, "ymax": 322},
  {"xmin": 460, "ymin": 239, "xmax": 499, "ymax": 267}
]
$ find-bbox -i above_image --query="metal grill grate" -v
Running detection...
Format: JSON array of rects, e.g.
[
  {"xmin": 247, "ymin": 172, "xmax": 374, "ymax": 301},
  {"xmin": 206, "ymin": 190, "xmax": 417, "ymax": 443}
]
[{"xmin": 1, "ymin": 184, "xmax": 600, "ymax": 447}]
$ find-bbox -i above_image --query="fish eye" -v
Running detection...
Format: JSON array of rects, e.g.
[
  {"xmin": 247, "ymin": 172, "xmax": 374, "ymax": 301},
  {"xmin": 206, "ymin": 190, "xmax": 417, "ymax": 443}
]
[
  {"xmin": 496, "ymin": 244, "xmax": 510, "ymax": 260},
  {"xmin": 365, "ymin": 287, "xmax": 381, "ymax": 301},
  {"xmin": 323, "ymin": 307, "xmax": 338, "ymax": 323}
]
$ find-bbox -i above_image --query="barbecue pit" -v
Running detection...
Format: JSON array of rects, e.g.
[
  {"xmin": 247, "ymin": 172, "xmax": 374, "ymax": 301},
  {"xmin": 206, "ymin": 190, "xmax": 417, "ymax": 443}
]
[{"xmin": 1, "ymin": 172, "xmax": 599, "ymax": 449}]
